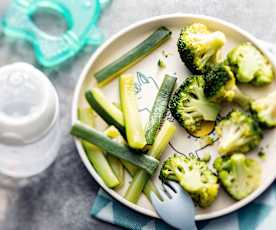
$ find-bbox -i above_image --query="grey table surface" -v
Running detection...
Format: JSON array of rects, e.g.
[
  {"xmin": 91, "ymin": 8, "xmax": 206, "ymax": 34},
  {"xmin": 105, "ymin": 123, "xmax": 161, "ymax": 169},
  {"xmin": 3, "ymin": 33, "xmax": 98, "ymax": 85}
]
[{"xmin": 0, "ymin": 0, "xmax": 276, "ymax": 229}]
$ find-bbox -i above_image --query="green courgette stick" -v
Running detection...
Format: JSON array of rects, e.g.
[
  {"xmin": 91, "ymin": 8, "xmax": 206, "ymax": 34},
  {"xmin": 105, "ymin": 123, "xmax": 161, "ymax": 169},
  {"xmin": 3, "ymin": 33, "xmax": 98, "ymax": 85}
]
[
  {"xmin": 71, "ymin": 122, "xmax": 159, "ymax": 175},
  {"xmin": 85, "ymin": 88, "xmax": 125, "ymax": 136},
  {"xmin": 95, "ymin": 26, "xmax": 172, "ymax": 86},
  {"xmin": 121, "ymin": 160, "xmax": 137, "ymax": 175},
  {"xmin": 106, "ymin": 155, "xmax": 124, "ymax": 188},
  {"xmin": 124, "ymin": 161, "xmax": 161, "ymax": 200},
  {"xmin": 124, "ymin": 120, "xmax": 176, "ymax": 203},
  {"xmin": 78, "ymin": 108, "xmax": 120, "ymax": 188},
  {"xmin": 104, "ymin": 126, "xmax": 139, "ymax": 174},
  {"xmin": 104, "ymin": 125, "xmax": 161, "ymax": 200},
  {"xmin": 143, "ymin": 180, "xmax": 161, "ymax": 200},
  {"xmin": 104, "ymin": 127, "xmax": 125, "ymax": 188},
  {"xmin": 145, "ymin": 75, "xmax": 177, "ymax": 145},
  {"xmin": 120, "ymin": 74, "xmax": 146, "ymax": 149}
]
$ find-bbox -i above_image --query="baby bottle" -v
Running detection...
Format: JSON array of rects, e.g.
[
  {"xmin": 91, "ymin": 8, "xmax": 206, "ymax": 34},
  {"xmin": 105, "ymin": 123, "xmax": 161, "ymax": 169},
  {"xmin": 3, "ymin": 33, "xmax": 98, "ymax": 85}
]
[{"xmin": 0, "ymin": 63, "xmax": 60, "ymax": 178}]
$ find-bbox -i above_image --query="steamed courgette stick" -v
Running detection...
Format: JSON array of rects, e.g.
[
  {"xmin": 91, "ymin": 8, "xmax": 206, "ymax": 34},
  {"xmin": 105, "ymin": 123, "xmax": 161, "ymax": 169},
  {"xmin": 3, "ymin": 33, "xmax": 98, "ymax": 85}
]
[
  {"xmin": 121, "ymin": 160, "xmax": 137, "ymax": 175},
  {"xmin": 78, "ymin": 108, "xmax": 120, "ymax": 188},
  {"xmin": 106, "ymin": 155, "xmax": 124, "ymax": 188},
  {"xmin": 123, "ymin": 161, "xmax": 161, "ymax": 200},
  {"xmin": 124, "ymin": 171, "xmax": 151, "ymax": 203},
  {"xmin": 105, "ymin": 127, "xmax": 138, "ymax": 174},
  {"xmin": 143, "ymin": 180, "xmax": 161, "ymax": 200},
  {"xmin": 104, "ymin": 125, "xmax": 161, "ymax": 200},
  {"xmin": 120, "ymin": 74, "xmax": 146, "ymax": 149},
  {"xmin": 124, "ymin": 120, "xmax": 176, "ymax": 203},
  {"xmin": 71, "ymin": 122, "xmax": 159, "ymax": 175},
  {"xmin": 145, "ymin": 75, "xmax": 177, "ymax": 145},
  {"xmin": 104, "ymin": 127, "xmax": 125, "ymax": 188},
  {"xmin": 95, "ymin": 26, "xmax": 172, "ymax": 86},
  {"xmin": 85, "ymin": 88, "xmax": 125, "ymax": 136}
]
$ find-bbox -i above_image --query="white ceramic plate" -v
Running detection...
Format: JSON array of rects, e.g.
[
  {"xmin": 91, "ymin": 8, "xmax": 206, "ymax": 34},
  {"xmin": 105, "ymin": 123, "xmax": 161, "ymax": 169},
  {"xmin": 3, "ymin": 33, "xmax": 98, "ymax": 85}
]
[{"xmin": 72, "ymin": 14, "xmax": 276, "ymax": 221}]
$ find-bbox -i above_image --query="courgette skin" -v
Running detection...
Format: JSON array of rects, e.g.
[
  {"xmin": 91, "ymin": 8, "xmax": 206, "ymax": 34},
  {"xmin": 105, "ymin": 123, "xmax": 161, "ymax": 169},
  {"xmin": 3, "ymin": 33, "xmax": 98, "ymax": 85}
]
[
  {"xmin": 85, "ymin": 89, "xmax": 125, "ymax": 136},
  {"xmin": 145, "ymin": 75, "xmax": 177, "ymax": 144},
  {"xmin": 120, "ymin": 74, "xmax": 147, "ymax": 149},
  {"xmin": 95, "ymin": 27, "xmax": 172, "ymax": 86},
  {"xmin": 71, "ymin": 122, "xmax": 159, "ymax": 175}
]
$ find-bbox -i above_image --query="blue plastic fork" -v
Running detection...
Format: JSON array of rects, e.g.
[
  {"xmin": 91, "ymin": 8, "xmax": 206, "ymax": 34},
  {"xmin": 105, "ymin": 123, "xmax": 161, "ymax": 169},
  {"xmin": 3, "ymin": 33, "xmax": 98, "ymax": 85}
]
[{"xmin": 151, "ymin": 182, "xmax": 197, "ymax": 230}]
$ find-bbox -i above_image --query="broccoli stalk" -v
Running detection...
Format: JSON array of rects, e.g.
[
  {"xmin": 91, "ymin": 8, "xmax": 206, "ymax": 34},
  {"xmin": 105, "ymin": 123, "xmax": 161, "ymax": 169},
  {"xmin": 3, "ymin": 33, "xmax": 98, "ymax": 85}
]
[
  {"xmin": 204, "ymin": 64, "xmax": 251, "ymax": 109},
  {"xmin": 229, "ymin": 87, "xmax": 252, "ymax": 108},
  {"xmin": 160, "ymin": 154, "xmax": 219, "ymax": 208},
  {"xmin": 251, "ymin": 91, "xmax": 276, "ymax": 127},
  {"xmin": 177, "ymin": 23, "xmax": 226, "ymax": 74},
  {"xmin": 216, "ymin": 110, "xmax": 263, "ymax": 155},
  {"xmin": 169, "ymin": 75, "xmax": 220, "ymax": 135},
  {"xmin": 227, "ymin": 42, "xmax": 273, "ymax": 85},
  {"xmin": 214, "ymin": 154, "xmax": 261, "ymax": 200}
]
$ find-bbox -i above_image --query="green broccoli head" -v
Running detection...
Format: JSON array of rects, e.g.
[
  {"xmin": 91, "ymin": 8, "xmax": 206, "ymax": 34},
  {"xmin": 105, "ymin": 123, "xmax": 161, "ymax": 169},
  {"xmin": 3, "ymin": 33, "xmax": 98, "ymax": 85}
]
[
  {"xmin": 204, "ymin": 64, "xmax": 251, "ymax": 108},
  {"xmin": 251, "ymin": 91, "xmax": 276, "ymax": 127},
  {"xmin": 160, "ymin": 154, "xmax": 219, "ymax": 208},
  {"xmin": 177, "ymin": 23, "xmax": 226, "ymax": 74},
  {"xmin": 214, "ymin": 153, "xmax": 261, "ymax": 200},
  {"xmin": 227, "ymin": 42, "xmax": 273, "ymax": 86},
  {"xmin": 216, "ymin": 110, "xmax": 263, "ymax": 155},
  {"xmin": 169, "ymin": 75, "xmax": 220, "ymax": 135}
]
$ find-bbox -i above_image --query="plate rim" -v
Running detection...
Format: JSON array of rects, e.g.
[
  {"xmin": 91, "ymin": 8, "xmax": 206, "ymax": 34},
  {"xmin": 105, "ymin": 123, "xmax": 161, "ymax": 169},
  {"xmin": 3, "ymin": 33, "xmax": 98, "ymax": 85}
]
[{"xmin": 71, "ymin": 13, "xmax": 276, "ymax": 221}]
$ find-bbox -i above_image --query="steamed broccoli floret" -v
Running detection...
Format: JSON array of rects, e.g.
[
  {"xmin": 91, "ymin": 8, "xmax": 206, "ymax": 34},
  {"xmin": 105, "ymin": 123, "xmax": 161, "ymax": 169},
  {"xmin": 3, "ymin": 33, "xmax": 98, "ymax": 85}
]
[
  {"xmin": 177, "ymin": 23, "xmax": 226, "ymax": 74},
  {"xmin": 216, "ymin": 110, "xmax": 263, "ymax": 155},
  {"xmin": 227, "ymin": 42, "xmax": 273, "ymax": 85},
  {"xmin": 214, "ymin": 154, "xmax": 261, "ymax": 200},
  {"xmin": 204, "ymin": 64, "xmax": 251, "ymax": 108},
  {"xmin": 251, "ymin": 91, "xmax": 276, "ymax": 127},
  {"xmin": 160, "ymin": 154, "xmax": 219, "ymax": 207},
  {"xmin": 169, "ymin": 75, "xmax": 220, "ymax": 135}
]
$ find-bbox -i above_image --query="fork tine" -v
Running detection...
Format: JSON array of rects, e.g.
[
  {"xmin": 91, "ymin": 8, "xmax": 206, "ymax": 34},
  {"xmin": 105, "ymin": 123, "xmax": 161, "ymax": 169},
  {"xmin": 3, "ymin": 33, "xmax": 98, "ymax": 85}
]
[
  {"xmin": 163, "ymin": 183, "xmax": 175, "ymax": 198},
  {"xmin": 168, "ymin": 181, "xmax": 182, "ymax": 193},
  {"xmin": 150, "ymin": 192, "xmax": 162, "ymax": 207},
  {"xmin": 158, "ymin": 188, "xmax": 170, "ymax": 201}
]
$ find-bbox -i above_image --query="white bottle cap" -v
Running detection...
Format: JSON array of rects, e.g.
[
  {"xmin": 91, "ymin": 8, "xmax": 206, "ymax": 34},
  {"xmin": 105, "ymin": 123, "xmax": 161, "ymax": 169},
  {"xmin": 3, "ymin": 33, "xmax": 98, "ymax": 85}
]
[{"xmin": 0, "ymin": 63, "xmax": 59, "ymax": 145}]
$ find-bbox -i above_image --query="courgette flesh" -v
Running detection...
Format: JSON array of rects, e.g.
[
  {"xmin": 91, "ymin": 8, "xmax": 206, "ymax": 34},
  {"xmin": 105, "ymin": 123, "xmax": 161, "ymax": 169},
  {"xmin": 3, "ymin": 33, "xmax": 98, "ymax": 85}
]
[
  {"xmin": 104, "ymin": 127, "xmax": 125, "ymax": 188},
  {"xmin": 120, "ymin": 74, "xmax": 146, "ymax": 149},
  {"xmin": 95, "ymin": 26, "xmax": 172, "ymax": 86},
  {"xmin": 190, "ymin": 121, "xmax": 216, "ymax": 138},
  {"xmin": 106, "ymin": 155, "xmax": 124, "ymax": 188}
]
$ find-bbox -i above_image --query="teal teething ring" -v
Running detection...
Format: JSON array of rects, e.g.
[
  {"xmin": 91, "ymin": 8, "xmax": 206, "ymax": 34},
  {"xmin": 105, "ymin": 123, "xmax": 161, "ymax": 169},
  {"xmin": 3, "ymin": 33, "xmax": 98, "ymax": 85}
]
[{"xmin": 1, "ymin": 0, "xmax": 107, "ymax": 67}]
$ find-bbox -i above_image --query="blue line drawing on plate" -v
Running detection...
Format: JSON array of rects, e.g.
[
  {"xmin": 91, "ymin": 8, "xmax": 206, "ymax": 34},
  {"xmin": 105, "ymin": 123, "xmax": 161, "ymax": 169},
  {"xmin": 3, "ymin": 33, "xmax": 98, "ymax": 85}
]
[{"xmin": 135, "ymin": 71, "xmax": 159, "ymax": 114}]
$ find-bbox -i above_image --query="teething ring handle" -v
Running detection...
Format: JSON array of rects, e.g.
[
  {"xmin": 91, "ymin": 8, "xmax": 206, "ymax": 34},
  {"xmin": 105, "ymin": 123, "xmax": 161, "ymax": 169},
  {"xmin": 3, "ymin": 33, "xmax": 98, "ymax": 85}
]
[{"xmin": 86, "ymin": 25, "xmax": 105, "ymax": 45}]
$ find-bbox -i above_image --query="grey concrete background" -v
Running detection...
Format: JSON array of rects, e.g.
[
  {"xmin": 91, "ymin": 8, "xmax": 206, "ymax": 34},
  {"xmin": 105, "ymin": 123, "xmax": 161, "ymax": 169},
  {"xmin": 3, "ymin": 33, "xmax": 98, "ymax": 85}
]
[{"xmin": 0, "ymin": 0, "xmax": 276, "ymax": 229}]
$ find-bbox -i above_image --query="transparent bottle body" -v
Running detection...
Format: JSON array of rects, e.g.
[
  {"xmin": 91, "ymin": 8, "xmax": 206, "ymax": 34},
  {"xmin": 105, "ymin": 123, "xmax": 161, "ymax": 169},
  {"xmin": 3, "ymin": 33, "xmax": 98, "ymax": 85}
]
[{"xmin": 0, "ymin": 117, "xmax": 60, "ymax": 178}]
